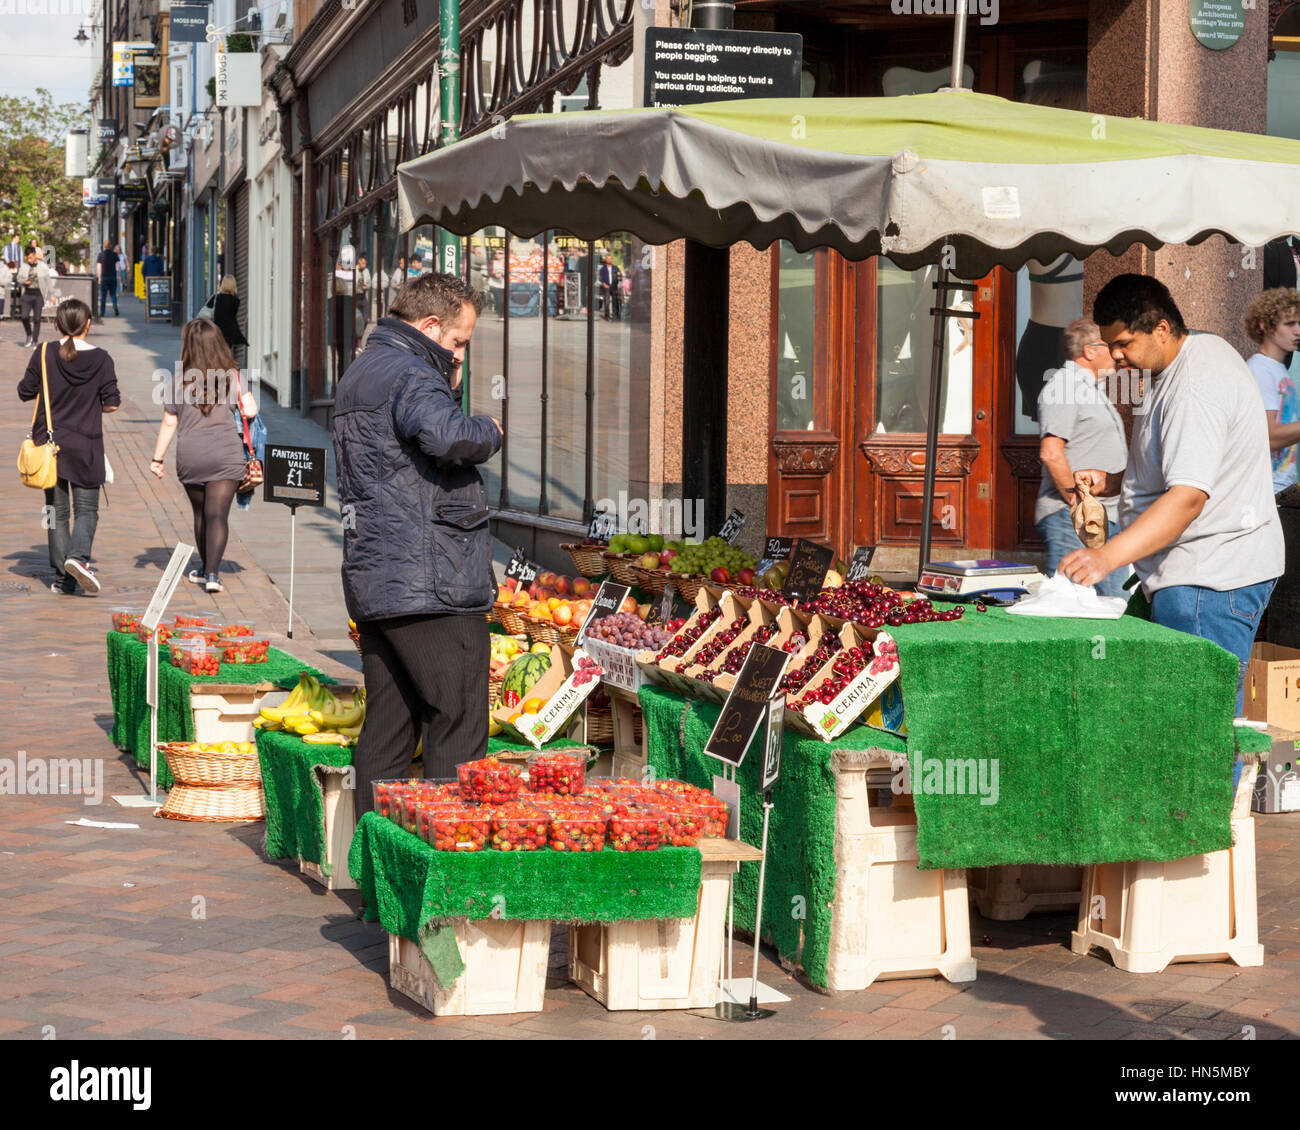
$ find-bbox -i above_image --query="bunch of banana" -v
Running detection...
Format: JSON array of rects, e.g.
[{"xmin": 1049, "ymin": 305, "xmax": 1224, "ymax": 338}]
[
  {"xmin": 256, "ymin": 670, "xmax": 364, "ymax": 738},
  {"xmin": 302, "ymin": 688, "xmax": 366, "ymax": 746}
]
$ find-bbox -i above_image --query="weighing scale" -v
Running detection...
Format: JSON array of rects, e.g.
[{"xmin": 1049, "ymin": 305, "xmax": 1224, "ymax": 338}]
[{"xmin": 918, "ymin": 560, "xmax": 1047, "ymax": 605}]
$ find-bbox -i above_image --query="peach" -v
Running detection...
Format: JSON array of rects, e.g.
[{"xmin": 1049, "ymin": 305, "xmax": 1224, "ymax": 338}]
[
  {"xmin": 572, "ymin": 578, "xmax": 592, "ymax": 598},
  {"xmin": 553, "ymin": 604, "xmax": 573, "ymax": 627},
  {"xmin": 555, "ymin": 575, "xmax": 573, "ymax": 596}
]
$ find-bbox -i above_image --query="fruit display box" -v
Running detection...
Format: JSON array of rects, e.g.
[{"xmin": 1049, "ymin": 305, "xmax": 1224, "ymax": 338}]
[
  {"xmin": 679, "ymin": 594, "xmax": 777, "ymax": 689},
  {"xmin": 491, "ymin": 645, "xmax": 604, "ymax": 749},
  {"xmin": 784, "ymin": 623, "xmax": 902, "ymax": 741},
  {"xmin": 688, "ymin": 603, "xmax": 811, "ymax": 706},
  {"xmin": 635, "ymin": 589, "xmax": 744, "ymax": 697}
]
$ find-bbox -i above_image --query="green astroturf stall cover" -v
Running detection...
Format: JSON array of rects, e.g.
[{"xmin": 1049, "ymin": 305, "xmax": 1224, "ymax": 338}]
[
  {"xmin": 348, "ymin": 812, "xmax": 703, "ymax": 984},
  {"xmin": 639, "ymin": 608, "xmax": 1245, "ymax": 988},
  {"xmin": 106, "ymin": 631, "xmax": 336, "ymax": 788}
]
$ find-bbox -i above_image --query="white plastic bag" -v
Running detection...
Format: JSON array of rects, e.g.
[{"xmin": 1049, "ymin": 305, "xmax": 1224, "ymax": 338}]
[{"xmin": 1005, "ymin": 571, "xmax": 1128, "ymax": 619}]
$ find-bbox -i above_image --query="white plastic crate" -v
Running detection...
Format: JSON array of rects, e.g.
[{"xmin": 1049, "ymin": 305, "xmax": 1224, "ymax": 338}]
[
  {"xmin": 824, "ymin": 752, "xmax": 975, "ymax": 991},
  {"xmin": 298, "ymin": 765, "xmax": 357, "ymax": 892},
  {"xmin": 190, "ymin": 684, "xmax": 288, "ymax": 744},
  {"xmin": 1070, "ymin": 816, "xmax": 1263, "ymax": 973},
  {"xmin": 568, "ymin": 843, "xmax": 747, "ymax": 1010},
  {"xmin": 388, "ymin": 918, "xmax": 551, "ymax": 1015}
]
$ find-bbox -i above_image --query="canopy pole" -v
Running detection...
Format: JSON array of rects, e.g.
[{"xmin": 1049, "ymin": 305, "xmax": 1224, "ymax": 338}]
[
  {"xmin": 437, "ymin": 0, "xmax": 461, "ymax": 277},
  {"xmin": 918, "ymin": 268, "xmax": 950, "ymax": 574},
  {"xmin": 950, "ymin": 0, "xmax": 969, "ymax": 90}
]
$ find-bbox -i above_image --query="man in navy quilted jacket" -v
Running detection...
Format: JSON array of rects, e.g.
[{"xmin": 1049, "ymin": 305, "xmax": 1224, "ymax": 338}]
[{"xmin": 332, "ymin": 272, "xmax": 502, "ymax": 812}]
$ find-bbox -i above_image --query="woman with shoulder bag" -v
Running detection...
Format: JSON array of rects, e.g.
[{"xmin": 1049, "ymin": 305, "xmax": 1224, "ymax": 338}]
[
  {"xmin": 16, "ymin": 299, "xmax": 121, "ymax": 594},
  {"xmin": 148, "ymin": 319, "xmax": 258, "ymax": 594}
]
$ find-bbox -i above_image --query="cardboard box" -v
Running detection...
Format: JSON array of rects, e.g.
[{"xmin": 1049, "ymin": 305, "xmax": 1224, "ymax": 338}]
[
  {"xmin": 635, "ymin": 588, "xmax": 736, "ymax": 697},
  {"xmin": 701, "ymin": 605, "xmax": 822, "ymax": 705},
  {"xmin": 786, "ymin": 624, "xmax": 901, "ymax": 741},
  {"xmin": 1252, "ymin": 729, "xmax": 1300, "ymax": 813},
  {"xmin": 491, "ymin": 645, "xmax": 601, "ymax": 749},
  {"xmin": 680, "ymin": 594, "xmax": 780, "ymax": 703},
  {"xmin": 1244, "ymin": 642, "xmax": 1300, "ymax": 732}
]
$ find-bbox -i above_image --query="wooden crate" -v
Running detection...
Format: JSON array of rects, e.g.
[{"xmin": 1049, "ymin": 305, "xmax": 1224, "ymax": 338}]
[
  {"xmin": 568, "ymin": 838, "xmax": 761, "ymax": 1010},
  {"xmin": 967, "ymin": 866, "xmax": 1085, "ymax": 921},
  {"xmin": 824, "ymin": 750, "xmax": 976, "ymax": 991},
  {"xmin": 299, "ymin": 765, "xmax": 357, "ymax": 892},
  {"xmin": 1070, "ymin": 815, "xmax": 1263, "ymax": 973},
  {"xmin": 608, "ymin": 685, "xmax": 648, "ymax": 781},
  {"xmin": 388, "ymin": 918, "xmax": 551, "ymax": 1015}
]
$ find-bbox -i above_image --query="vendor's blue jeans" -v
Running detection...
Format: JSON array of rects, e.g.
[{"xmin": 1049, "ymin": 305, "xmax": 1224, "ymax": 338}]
[
  {"xmin": 1036, "ymin": 508, "xmax": 1127, "ymax": 597},
  {"xmin": 1150, "ymin": 579, "xmax": 1276, "ymax": 717}
]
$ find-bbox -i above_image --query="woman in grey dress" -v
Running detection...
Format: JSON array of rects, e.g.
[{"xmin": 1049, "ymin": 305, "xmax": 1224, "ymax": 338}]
[{"xmin": 148, "ymin": 319, "xmax": 257, "ymax": 593}]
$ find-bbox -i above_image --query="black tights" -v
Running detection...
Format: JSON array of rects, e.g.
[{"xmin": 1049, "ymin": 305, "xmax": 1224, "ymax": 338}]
[{"xmin": 183, "ymin": 480, "xmax": 240, "ymax": 575}]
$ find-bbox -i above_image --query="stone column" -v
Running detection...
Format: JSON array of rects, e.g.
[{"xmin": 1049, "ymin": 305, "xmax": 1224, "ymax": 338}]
[{"xmin": 1086, "ymin": 0, "xmax": 1269, "ymax": 355}]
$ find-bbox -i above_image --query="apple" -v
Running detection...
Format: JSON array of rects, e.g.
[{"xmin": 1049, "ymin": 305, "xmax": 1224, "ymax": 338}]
[
  {"xmin": 638, "ymin": 552, "xmax": 662, "ymax": 570},
  {"xmin": 659, "ymin": 548, "xmax": 677, "ymax": 567},
  {"xmin": 572, "ymin": 577, "xmax": 592, "ymax": 598},
  {"xmin": 619, "ymin": 594, "xmax": 639, "ymax": 614},
  {"xmin": 710, "ymin": 566, "xmax": 731, "ymax": 584},
  {"xmin": 736, "ymin": 568, "xmax": 754, "ymax": 585},
  {"xmin": 553, "ymin": 604, "xmax": 573, "ymax": 627}
]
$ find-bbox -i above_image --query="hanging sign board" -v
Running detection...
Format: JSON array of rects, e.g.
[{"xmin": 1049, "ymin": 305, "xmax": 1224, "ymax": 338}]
[
  {"xmin": 704, "ymin": 644, "xmax": 791, "ymax": 767},
  {"xmin": 263, "ymin": 446, "xmax": 326, "ymax": 507},
  {"xmin": 578, "ymin": 580, "xmax": 630, "ymax": 640},
  {"xmin": 759, "ymin": 694, "xmax": 784, "ymax": 792},
  {"xmin": 643, "ymin": 27, "xmax": 803, "ymax": 109}
]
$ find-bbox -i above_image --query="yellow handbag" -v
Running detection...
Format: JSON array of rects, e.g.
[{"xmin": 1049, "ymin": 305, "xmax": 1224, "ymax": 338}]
[{"xmin": 17, "ymin": 344, "xmax": 59, "ymax": 490}]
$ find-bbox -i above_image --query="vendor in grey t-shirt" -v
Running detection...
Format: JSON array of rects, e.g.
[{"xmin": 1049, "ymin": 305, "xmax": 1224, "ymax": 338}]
[
  {"xmin": 1062, "ymin": 274, "xmax": 1284, "ymax": 711},
  {"xmin": 1035, "ymin": 318, "xmax": 1129, "ymax": 596}
]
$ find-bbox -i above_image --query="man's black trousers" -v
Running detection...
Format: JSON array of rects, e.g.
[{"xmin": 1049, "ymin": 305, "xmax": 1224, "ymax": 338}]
[{"xmin": 353, "ymin": 611, "xmax": 489, "ymax": 818}]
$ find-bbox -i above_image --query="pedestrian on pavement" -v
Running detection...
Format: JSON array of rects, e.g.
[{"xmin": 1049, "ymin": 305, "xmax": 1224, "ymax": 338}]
[
  {"xmin": 333, "ymin": 272, "xmax": 502, "ymax": 814},
  {"xmin": 115, "ymin": 244, "xmax": 128, "ymax": 294},
  {"xmin": 1243, "ymin": 288, "xmax": 1300, "ymax": 497},
  {"xmin": 598, "ymin": 254, "xmax": 622, "ymax": 320},
  {"xmin": 4, "ymin": 233, "xmax": 21, "ymax": 268},
  {"xmin": 1035, "ymin": 318, "xmax": 1129, "ymax": 595},
  {"xmin": 142, "ymin": 246, "xmax": 164, "ymax": 279},
  {"xmin": 0, "ymin": 257, "xmax": 10, "ymax": 322},
  {"xmin": 1062, "ymin": 274, "xmax": 1284, "ymax": 711},
  {"xmin": 211, "ymin": 275, "xmax": 247, "ymax": 357},
  {"xmin": 95, "ymin": 240, "xmax": 120, "ymax": 318},
  {"xmin": 149, "ymin": 318, "xmax": 258, "ymax": 593},
  {"xmin": 16, "ymin": 298, "xmax": 120, "ymax": 595},
  {"xmin": 16, "ymin": 248, "xmax": 51, "ymax": 348}
]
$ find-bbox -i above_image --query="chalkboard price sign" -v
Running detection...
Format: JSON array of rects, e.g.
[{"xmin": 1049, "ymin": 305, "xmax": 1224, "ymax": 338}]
[
  {"xmin": 764, "ymin": 535, "xmax": 794, "ymax": 561},
  {"xmin": 760, "ymin": 694, "xmax": 784, "ymax": 792},
  {"xmin": 145, "ymin": 276, "xmax": 171, "ymax": 321},
  {"xmin": 588, "ymin": 509, "xmax": 618, "ymax": 541},
  {"xmin": 646, "ymin": 581, "xmax": 691, "ymax": 626},
  {"xmin": 504, "ymin": 550, "xmax": 539, "ymax": 587},
  {"xmin": 578, "ymin": 579, "xmax": 630, "ymax": 639},
  {"xmin": 263, "ymin": 445, "xmax": 326, "ymax": 507},
  {"xmin": 718, "ymin": 508, "xmax": 746, "ymax": 545},
  {"xmin": 845, "ymin": 546, "xmax": 878, "ymax": 584},
  {"xmin": 781, "ymin": 539, "xmax": 835, "ymax": 601},
  {"xmin": 703, "ymin": 643, "xmax": 792, "ymax": 767}
]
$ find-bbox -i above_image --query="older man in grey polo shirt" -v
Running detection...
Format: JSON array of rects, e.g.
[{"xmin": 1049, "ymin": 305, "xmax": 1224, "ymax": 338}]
[
  {"xmin": 1035, "ymin": 318, "xmax": 1129, "ymax": 595},
  {"xmin": 1063, "ymin": 274, "xmax": 1283, "ymax": 712}
]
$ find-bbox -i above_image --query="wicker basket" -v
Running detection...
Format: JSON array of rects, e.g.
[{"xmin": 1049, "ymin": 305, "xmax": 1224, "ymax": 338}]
[
  {"xmin": 157, "ymin": 782, "xmax": 265, "ymax": 822},
  {"xmin": 666, "ymin": 573, "xmax": 706, "ymax": 602},
  {"xmin": 602, "ymin": 552, "xmax": 641, "ymax": 586},
  {"xmin": 525, "ymin": 616, "xmax": 564, "ymax": 647},
  {"xmin": 562, "ymin": 543, "xmax": 609, "ymax": 578},
  {"xmin": 584, "ymin": 703, "xmax": 614, "ymax": 744},
  {"xmin": 631, "ymin": 565, "xmax": 668, "ymax": 595},
  {"xmin": 489, "ymin": 673, "xmax": 503, "ymax": 711},
  {"xmin": 159, "ymin": 742, "xmax": 263, "ymax": 786},
  {"xmin": 496, "ymin": 603, "xmax": 530, "ymax": 635}
]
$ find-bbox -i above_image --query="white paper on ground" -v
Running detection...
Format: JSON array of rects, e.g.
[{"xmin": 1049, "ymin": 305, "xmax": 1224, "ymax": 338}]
[
  {"xmin": 104, "ymin": 454, "xmax": 114, "ymax": 484},
  {"xmin": 1005, "ymin": 572, "xmax": 1128, "ymax": 619},
  {"xmin": 65, "ymin": 817, "xmax": 139, "ymax": 829}
]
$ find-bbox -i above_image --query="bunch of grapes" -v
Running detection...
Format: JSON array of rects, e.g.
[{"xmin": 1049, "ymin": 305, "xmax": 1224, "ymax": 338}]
[
  {"xmin": 586, "ymin": 612, "xmax": 673, "ymax": 651},
  {"xmin": 669, "ymin": 537, "xmax": 757, "ymax": 578},
  {"xmin": 655, "ymin": 609, "xmax": 720, "ymax": 660}
]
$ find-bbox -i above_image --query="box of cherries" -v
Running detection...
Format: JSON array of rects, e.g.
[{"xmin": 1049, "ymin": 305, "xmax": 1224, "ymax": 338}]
[{"xmin": 785, "ymin": 623, "xmax": 902, "ymax": 741}]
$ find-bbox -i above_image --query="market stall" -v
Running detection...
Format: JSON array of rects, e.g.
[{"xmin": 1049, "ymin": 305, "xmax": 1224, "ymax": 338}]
[{"xmin": 106, "ymin": 619, "xmax": 337, "ymax": 789}]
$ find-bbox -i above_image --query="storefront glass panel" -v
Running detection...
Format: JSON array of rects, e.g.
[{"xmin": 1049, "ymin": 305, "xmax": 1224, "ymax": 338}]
[
  {"xmin": 545, "ymin": 234, "xmax": 588, "ymax": 521},
  {"xmin": 468, "ymin": 228, "xmax": 505, "ymax": 505},
  {"xmin": 590, "ymin": 234, "xmax": 635, "ymax": 515},
  {"xmin": 775, "ymin": 242, "xmax": 815, "ymax": 432}
]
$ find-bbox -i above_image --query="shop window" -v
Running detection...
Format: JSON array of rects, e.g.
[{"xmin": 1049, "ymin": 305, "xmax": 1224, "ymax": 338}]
[
  {"xmin": 1269, "ymin": 5, "xmax": 1300, "ymax": 139},
  {"xmin": 775, "ymin": 242, "xmax": 815, "ymax": 432},
  {"xmin": 590, "ymin": 236, "xmax": 635, "ymax": 516},
  {"xmin": 467, "ymin": 228, "xmax": 505, "ymax": 505},
  {"xmin": 546, "ymin": 235, "xmax": 590, "ymax": 522}
]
